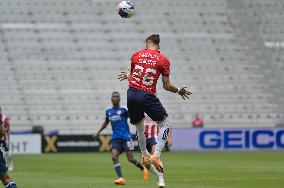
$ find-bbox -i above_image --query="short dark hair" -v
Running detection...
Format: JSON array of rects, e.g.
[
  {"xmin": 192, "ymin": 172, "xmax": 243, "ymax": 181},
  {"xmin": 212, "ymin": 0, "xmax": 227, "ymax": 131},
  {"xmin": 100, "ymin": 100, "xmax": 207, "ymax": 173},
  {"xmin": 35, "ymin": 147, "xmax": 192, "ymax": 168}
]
[
  {"xmin": 146, "ymin": 34, "xmax": 160, "ymax": 46},
  {"xmin": 112, "ymin": 91, "xmax": 120, "ymax": 96}
]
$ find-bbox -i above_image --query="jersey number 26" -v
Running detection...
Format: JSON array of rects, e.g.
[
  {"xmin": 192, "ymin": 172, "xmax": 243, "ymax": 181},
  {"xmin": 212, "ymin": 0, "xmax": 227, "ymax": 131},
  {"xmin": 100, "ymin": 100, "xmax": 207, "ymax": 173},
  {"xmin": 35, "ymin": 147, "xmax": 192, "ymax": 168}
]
[{"xmin": 131, "ymin": 65, "xmax": 156, "ymax": 86}]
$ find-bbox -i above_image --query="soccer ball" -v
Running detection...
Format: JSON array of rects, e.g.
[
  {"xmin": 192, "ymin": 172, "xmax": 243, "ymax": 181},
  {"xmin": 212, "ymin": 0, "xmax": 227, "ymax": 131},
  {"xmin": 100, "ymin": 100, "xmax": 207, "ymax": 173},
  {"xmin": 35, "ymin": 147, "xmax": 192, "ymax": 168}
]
[{"xmin": 117, "ymin": 1, "xmax": 135, "ymax": 18}]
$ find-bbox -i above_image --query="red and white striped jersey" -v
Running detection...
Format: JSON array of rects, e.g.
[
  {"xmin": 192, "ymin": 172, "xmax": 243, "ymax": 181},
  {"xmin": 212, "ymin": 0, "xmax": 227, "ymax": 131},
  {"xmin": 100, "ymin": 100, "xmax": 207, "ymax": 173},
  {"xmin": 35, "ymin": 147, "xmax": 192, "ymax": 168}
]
[
  {"xmin": 2, "ymin": 115, "xmax": 10, "ymax": 140},
  {"xmin": 144, "ymin": 115, "xmax": 159, "ymax": 139},
  {"xmin": 144, "ymin": 115, "xmax": 173, "ymax": 146}
]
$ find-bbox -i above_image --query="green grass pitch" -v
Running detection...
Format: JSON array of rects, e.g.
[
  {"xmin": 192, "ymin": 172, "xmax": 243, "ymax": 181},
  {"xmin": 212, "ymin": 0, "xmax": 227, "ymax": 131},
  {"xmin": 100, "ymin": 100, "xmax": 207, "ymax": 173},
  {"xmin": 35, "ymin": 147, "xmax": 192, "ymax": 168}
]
[{"xmin": 11, "ymin": 152, "xmax": 284, "ymax": 188}]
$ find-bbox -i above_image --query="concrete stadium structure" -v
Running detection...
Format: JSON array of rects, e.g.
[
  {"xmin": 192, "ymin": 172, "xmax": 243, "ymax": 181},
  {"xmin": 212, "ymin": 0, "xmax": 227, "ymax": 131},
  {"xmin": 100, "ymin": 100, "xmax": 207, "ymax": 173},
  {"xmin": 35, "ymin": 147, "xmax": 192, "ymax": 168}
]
[{"xmin": 0, "ymin": 0, "xmax": 283, "ymax": 133}]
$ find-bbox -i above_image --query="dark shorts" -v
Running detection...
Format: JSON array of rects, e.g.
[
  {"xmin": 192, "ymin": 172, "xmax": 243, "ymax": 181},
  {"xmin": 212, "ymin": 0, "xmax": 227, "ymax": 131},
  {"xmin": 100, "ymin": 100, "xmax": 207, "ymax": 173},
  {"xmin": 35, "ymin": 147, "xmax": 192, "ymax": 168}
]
[
  {"xmin": 146, "ymin": 137, "xmax": 157, "ymax": 153},
  {"xmin": 127, "ymin": 87, "xmax": 168, "ymax": 125},
  {"xmin": 110, "ymin": 139, "xmax": 134, "ymax": 153},
  {"xmin": 0, "ymin": 140, "xmax": 9, "ymax": 152},
  {"xmin": 0, "ymin": 149, "xmax": 8, "ymax": 175}
]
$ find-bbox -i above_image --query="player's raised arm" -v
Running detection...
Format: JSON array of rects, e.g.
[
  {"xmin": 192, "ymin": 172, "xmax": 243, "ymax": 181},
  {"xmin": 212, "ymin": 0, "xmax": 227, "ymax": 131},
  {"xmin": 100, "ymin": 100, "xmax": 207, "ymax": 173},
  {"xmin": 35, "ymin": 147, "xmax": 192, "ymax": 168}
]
[
  {"xmin": 162, "ymin": 75, "xmax": 192, "ymax": 100},
  {"xmin": 93, "ymin": 117, "xmax": 110, "ymax": 140}
]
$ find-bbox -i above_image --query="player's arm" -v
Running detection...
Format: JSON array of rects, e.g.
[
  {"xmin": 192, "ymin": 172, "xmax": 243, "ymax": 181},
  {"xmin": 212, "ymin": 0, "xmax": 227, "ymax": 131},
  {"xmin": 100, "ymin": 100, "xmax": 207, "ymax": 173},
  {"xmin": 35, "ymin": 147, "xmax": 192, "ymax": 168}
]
[
  {"xmin": 5, "ymin": 124, "xmax": 10, "ymax": 133},
  {"xmin": 3, "ymin": 118, "xmax": 10, "ymax": 133},
  {"xmin": 118, "ymin": 52, "xmax": 136, "ymax": 81},
  {"xmin": 93, "ymin": 118, "xmax": 110, "ymax": 140},
  {"xmin": 0, "ymin": 115, "xmax": 4, "ymax": 138},
  {"xmin": 162, "ymin": 75, "xmax": 192, "ymax": 100}
]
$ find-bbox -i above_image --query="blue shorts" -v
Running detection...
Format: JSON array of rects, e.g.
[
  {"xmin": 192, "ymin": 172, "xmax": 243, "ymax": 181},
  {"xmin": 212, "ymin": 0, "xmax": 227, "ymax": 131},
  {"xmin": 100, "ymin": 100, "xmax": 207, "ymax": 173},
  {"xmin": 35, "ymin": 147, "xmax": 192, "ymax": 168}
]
[
  {"xmin": 0, "ymin": 149, "xmax": 8, "ymax": 176},
  {"xmin": 110, "ymin": 139, "xmax": 134, "ymax": 153},
  {"xmin": 146, "ymin": 137, "xmax": 157, "ymax": 153},
  {"xmin": 127, "ymin": 87, "xmax": 168, "ymax": 125}
]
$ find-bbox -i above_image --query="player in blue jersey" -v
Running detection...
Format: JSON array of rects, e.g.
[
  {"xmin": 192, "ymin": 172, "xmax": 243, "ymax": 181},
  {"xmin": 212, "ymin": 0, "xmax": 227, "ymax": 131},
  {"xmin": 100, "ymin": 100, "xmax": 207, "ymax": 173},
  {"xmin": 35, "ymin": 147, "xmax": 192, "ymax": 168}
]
[
  {"xmin": 93, "ymin": 91, "xmax": 149, "ymax": 185},
  {"xmin": 0, "ymin": 114, "xmax": 17, "ymax": 188}
]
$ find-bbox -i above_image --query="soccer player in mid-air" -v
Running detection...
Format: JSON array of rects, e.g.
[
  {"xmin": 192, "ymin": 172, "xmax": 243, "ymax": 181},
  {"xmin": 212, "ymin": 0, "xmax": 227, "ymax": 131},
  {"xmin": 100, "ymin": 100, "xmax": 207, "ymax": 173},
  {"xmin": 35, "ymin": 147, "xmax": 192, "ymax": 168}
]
[
  {"xmin": 93, "ymin": 92, "xmax": 149, "ymax": 185},
  {"xmin": 0, "ymin": 113, "xmax": 17, "ymax": 188},
  {"xmin": 0, "ymin": 108, "xmax": 14, "ymax": 171},
  {"xmin": 118, "ymin": 34, "xmax": 191, "ymax": 173}
]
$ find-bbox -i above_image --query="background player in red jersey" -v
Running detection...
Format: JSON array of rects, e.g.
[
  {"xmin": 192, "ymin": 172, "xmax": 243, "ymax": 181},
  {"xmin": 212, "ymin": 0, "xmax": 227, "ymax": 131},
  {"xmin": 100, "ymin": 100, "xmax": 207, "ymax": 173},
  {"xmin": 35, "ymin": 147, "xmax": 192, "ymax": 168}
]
[
  {"xmin": 118, "ymin": 34, "xmax": 191, "ymax": 173},
  {"xmin": 0, "ymin": 108, "xmax": 13, "ymax": 171}
]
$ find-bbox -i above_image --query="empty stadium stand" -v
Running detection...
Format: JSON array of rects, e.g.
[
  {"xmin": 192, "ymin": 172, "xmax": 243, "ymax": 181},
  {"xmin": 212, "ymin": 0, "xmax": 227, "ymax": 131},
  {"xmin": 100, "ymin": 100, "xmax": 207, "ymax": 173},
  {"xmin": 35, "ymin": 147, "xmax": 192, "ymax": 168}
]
[{"xmin": 0, "ymin": 0, "xmax": 283, "ymax": 134}]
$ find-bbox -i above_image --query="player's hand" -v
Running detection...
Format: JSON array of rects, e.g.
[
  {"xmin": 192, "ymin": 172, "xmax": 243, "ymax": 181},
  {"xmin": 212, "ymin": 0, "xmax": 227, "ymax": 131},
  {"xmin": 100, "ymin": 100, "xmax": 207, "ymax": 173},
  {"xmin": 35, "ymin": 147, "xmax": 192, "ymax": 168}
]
[
  {"xmin": 118, "ymin": 71, "xmax": 129, "ymax": 81},
  {"xmin": 178, "ymin": 87, "xmax": 192, "ymax": 100},
  {"xmin": 93, "ymin": 133, "xmax": 99, "ymax": 140}
]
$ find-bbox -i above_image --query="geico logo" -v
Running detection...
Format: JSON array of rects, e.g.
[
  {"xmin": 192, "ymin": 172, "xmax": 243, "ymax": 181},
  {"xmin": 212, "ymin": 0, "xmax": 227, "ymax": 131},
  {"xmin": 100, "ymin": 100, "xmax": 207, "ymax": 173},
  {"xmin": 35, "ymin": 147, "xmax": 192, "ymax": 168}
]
[{"xmin": 199, "ymin": 130, "xmax": 284, "ymax": 149}]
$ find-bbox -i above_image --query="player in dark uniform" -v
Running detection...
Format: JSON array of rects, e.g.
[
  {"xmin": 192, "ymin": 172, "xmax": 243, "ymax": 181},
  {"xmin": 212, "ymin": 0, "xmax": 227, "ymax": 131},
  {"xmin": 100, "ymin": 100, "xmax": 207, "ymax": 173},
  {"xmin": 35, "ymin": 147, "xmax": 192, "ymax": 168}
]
[
  {"xmin": 0, "ymin": 113, "xmax": 17, "ymax": 188},
  {"xmin": 118, "ymin": 34, "xmax": 191, "ymax": 173},
  {"xmin": 93, "ymin": 92, "xmax": 149, "ymax": 185},
  {"xmin": 0, "ymin": 108, "xmax": 13, "ymax": 171}
]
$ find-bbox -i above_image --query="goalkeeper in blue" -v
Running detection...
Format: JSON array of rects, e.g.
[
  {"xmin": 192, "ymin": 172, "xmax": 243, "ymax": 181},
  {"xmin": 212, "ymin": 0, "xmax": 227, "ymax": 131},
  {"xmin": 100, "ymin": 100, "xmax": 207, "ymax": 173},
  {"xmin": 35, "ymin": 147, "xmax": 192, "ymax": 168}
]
[{"xmin": 93, "ymin": 91, "xmax": 149, "ymax": 185}]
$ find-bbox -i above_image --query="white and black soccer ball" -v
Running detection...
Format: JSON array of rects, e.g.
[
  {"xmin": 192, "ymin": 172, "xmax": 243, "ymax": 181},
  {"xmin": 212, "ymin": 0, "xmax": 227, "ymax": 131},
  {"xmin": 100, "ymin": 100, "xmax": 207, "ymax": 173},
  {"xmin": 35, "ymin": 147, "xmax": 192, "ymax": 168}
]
[{"xmin": 117, "ymin": 1, "xmax": 135, "ymax": 18}]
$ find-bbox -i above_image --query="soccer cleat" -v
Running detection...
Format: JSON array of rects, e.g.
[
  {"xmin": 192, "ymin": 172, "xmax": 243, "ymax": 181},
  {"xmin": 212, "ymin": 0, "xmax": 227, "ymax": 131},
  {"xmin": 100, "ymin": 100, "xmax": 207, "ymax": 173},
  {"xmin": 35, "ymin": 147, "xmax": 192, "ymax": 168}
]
[
  {"xmin": 157, "ymin": 174, "xmax": 165, "ymax": 187},
  {"xmin": 113, "ymin": 177, "xmax": 126, "ymax": 185},
  {"xmin": 142, "ymin": 156, "xmax": 151, "ymax": 166},
  {"xmin": 149, "ymin": 155, "xmax": 164, "ymax": 173},
  {"xmin": 142, "ymin": 167, "xmax": 150, "ymax": 180}
]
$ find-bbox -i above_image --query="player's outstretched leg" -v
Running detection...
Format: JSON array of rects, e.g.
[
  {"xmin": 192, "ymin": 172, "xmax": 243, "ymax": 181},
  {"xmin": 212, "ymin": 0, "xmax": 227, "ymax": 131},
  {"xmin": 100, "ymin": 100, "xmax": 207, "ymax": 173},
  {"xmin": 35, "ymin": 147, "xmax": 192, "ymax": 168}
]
[
  {"xmin": 154, "ymin": 117, "xmax": 171, "ymax": 158},
  {"xmin": 146, "ymin": 144, "xmax": 165, "ymax": 187},
  {"xmin": 126, "ymin": 152, "xmax": 149, "ymax": 180},
  {"xmin": 148, "ymin": 164, "xmax": 165, "ymax": 187},
  {"xmin": 4, "ymin": 142, "xmax": 13, "ymax": 172},
  {"xmin": 8, "ymin": 157, "xmax": 13, "ymax": 172},
  {"xmin": 8, "ymin": 149, "xmax": 14, "ymax": 172},
  {"xmin": 135, "ymin": 119, "xmax": 151, "ymax": 158},
  {"xmin": 150, "ymin": 117, "xmax": 171, "ymax": 173},
  {"xmin": 111, "ymin": 150, "xmax": 126, "ymax": 185},
  {"xmin": 0, "ymin": 148, "xmax": 17, "ymax": 188}
]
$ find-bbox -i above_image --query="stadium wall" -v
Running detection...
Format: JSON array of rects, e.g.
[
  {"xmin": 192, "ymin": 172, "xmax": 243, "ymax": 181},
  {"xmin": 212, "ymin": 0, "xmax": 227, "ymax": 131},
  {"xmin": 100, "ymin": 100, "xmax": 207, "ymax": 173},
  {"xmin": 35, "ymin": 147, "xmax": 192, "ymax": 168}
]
[{"xmin": 10, "ymin": 134, "xmax": 42, "ymax": 154}]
